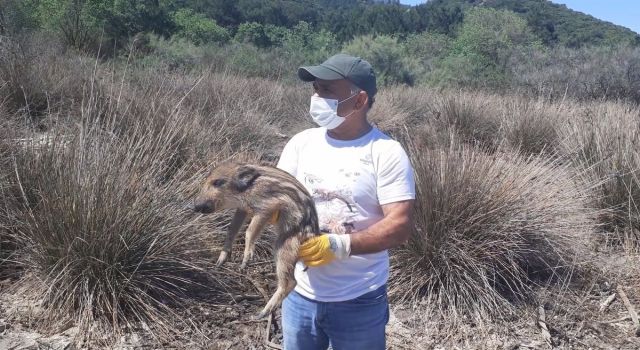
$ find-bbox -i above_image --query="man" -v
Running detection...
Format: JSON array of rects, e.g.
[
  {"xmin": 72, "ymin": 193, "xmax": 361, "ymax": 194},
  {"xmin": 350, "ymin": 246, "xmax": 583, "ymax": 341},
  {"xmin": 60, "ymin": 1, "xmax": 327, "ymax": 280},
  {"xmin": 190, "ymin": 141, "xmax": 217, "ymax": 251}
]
[{"xmin": 276, "ymin": 53, "xmax": 415, "ymax": 350}]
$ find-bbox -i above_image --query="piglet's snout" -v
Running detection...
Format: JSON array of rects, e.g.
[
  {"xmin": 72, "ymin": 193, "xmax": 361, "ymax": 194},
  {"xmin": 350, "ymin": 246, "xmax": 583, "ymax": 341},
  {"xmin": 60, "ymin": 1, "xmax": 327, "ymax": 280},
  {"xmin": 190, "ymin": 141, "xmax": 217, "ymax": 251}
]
[{"xmin": 193, "ymin": 199, "xmax": 215, "ymax": 214}]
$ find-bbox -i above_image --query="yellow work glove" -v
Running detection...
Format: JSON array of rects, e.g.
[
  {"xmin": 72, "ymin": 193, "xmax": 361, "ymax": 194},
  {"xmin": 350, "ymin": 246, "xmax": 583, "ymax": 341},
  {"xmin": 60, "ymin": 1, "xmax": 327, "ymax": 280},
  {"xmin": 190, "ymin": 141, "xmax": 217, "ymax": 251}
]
[{"xmin": 299, "ymin": 233, "xmax": 351, "ymax": 267}]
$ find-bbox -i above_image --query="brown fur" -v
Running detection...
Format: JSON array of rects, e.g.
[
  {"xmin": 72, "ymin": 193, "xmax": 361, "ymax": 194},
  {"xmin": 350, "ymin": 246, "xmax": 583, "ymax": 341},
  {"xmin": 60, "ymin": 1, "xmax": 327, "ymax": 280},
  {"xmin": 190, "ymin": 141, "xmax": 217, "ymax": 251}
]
[{"xmin": 193, "ymin": 162, "xmax": 319, "ymax": 318}]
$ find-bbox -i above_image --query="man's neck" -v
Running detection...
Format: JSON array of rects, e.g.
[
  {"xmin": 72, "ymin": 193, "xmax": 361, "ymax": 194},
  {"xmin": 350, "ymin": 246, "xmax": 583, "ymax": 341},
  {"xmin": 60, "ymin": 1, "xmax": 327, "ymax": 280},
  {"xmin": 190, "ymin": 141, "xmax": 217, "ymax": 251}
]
[{"xmin": 327, "ymin": 120, "xmax": 373, "ymax": 141}]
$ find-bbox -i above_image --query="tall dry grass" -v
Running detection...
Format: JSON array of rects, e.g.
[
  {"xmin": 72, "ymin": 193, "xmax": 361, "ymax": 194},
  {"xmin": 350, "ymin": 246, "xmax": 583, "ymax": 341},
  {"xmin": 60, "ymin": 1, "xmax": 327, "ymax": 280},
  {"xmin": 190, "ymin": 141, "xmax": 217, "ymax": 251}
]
[
  {"xmin": 4, "ymin": 86, "xmax": 240, "ymax": 344},
  {"xmin": 0, "ymin": 45, "xmax": 313, "ymax": 343},
  {"xmin": 370, "ymin": 87, "xmax": 564, "ymax": 156},
  {"xmin": 0, "ymin": 112, "xmax": 17, "ymax": 278},
  {"xmin": 389, "ymin": 138, "xmax": 596, "ymax": 323},
  {"xmin": 0, "ymin": 34, "xmax": 94, "ymax": 122},
  {"xmin": 559, "ymin": 101, "xmax": 640, "ymax": 250},
  {"xmin": 373, "ymin": 86, "xmax": 640, "ymax": 251}
]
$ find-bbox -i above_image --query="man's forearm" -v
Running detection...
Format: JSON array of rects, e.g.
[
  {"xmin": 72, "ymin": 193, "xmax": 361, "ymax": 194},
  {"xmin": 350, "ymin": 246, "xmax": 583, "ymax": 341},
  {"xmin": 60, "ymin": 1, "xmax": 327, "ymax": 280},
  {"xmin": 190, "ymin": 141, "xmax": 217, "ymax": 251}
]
[{"xmin": 349, "ymin": 215, "xmax": 412, "ymax": 255}]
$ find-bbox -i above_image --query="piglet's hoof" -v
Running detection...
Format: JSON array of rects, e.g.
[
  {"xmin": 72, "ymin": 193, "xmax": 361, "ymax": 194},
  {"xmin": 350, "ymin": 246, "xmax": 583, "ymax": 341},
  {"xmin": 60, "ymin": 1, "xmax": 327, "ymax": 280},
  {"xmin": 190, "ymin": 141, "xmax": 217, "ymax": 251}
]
[
  {"xmin": 215, "ymin": 251, "xmax": 228, "ymax": 266},
  {"xmin": 251, "ymin": 311, "xmax": 269, "ymax": 321}
]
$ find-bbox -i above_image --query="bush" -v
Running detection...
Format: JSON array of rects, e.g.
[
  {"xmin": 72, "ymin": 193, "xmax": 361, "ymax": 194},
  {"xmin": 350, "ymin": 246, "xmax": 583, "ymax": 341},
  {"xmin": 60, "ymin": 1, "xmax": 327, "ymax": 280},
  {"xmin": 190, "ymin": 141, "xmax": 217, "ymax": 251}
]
[
  {"xmin": 0, "ymin": 113, "xmax": 19, "ymax": 279},
  {"xmin": 432, "ymin": 7, "xmax": 541, "ymax": 89},
  {"xmin": 390, "ymin": 139, "xmax": 595, "ymax": 321},
  {"xmin": 0, "ymin": 0, "xmax": 39, "ymax": 35},
  {"xmin": 281, "ymin": 21, "xmax": 338, "ymax": 64},
  {"xmin": 559, "ymin": 101, "xmax": 640, "ymax": 250},
  {"xmin": 234, "ymin": 22, "xmax": 289, "ymax": 48},
  {"xmin": 403, "ymin": 31, "xmax": 452, "ymax": 80},
  {"xmin": 172, "ymin": 9, "xmax": 230, "ymax": 45},
  {"xmin": 342, "ymin": 34, "xmax": 419, "ymax": 87},
  {"xmin": 4, "ymin": 74, "xmax": 251, "ymax": 342},
  {"xmin": 0, "ymin": 33, "xmax": 94, "ymax": 120},
  {"xmin": 370, "ymin": 87, "xmax": 562, "ymax": 156},
  {"xmin": 509, "ymin": 45, "xmax": 640, "ymax": 104},
  {"xmin": 0, "ymin": 52, "xmax": 312, "ymax": 342}
]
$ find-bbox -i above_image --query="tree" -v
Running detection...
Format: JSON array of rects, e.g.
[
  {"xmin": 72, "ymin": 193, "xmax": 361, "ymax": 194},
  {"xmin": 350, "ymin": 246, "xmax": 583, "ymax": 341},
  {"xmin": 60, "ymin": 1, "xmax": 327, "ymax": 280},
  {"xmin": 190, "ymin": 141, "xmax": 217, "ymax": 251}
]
[
  {"xmin": 436, "ymin": 7, "xmax": 542, "ymax": 88},
  {"xmin": 452, "ymin": 7, "xmax": 541, "ymax": 71},
  {"xmin": 342, "ymin": 34, "xmax": 418, "ymax": 86}
]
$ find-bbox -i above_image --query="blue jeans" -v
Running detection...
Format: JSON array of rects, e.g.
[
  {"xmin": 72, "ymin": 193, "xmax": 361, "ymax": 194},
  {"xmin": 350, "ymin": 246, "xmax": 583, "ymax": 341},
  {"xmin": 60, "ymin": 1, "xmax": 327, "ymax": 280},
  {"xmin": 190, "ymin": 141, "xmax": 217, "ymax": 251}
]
[{"xmin": 281, "ymin": 285, "xmax": 389, "ymax": 350}]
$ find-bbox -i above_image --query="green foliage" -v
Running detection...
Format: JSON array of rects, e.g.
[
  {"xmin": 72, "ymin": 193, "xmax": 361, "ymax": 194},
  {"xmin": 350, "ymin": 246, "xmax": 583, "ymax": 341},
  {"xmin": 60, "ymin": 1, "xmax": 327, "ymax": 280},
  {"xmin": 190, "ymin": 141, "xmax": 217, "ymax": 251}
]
[
  {"xmin": 10, "ymin": 0, "xmax": 640, "ymax": 53},
  {"xmin": 483, "ymin": 0, "xmax": 640, "ymax": 47},
  {"xmin": 343, "ymin": 34, "xmax": 418, "ymax": 87},
  {"xmin": 234, "ymin": 21, "xmax": 337, "ymax": 63},
  {"xmin": 0, "ymin": 0, "xmax": 39, "ymax": 34},
  {"xmin": 414, "ymin": 0, "xmax": 464, "ymax": 35},
  {"xmin": 137, "ymin": 33, "xmax": 209, "ymax": 70},
  {"xmin": 98, "ymin": 0, "xmax": 174, "ymax": 41},
  {"xmin": 172, "ymin": 8, "xmax": 230, "ymax": 45},
  {"xmin": 452, "ymin": 8, "xmax": 541, "ymax": 66},
  {"xmin": 434, "ymin": 7, "xmax": 541, "ymax": 89},
  {"xmin": 13, "ymin": 0, "xmax": 174, "ymax": 49},
  {"xmin": 404, "ymin": 31, "xmax": 452, "ymax": 60},
  {"xmin": 234, "ymin": 22, "xmax": 288, "ymax": 48},
  {"xmin": 282, "ymin": 21, "xmax": 337, "ymax": 63}
]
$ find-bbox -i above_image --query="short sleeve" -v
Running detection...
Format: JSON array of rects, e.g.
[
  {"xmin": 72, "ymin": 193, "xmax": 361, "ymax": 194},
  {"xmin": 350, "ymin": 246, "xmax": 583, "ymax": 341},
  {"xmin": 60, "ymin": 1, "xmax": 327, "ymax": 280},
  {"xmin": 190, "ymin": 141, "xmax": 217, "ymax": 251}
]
[
  {"xmin": 376, "ymin": 142, "xmax": 416, "ymax": 205},
  {"xmin": 277, "ymin": 129, "xmax": 311, "ymax": 177}
]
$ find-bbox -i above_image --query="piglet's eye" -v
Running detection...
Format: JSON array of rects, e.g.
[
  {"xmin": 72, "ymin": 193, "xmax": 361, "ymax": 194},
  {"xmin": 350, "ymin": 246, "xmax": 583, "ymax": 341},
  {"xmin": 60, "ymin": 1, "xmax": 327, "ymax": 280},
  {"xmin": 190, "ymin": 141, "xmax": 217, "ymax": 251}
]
[{"xmin": 212, "ymin": 179, "xmax": 226, "ymax": 187}]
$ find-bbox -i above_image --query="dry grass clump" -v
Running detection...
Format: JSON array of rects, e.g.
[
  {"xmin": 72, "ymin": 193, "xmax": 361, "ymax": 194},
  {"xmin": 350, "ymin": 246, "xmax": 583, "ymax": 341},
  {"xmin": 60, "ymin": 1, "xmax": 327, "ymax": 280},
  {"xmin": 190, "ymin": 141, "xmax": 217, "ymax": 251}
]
[
  {"xmin": 559, "ymin": 101, "xmax": 640, "ymax": 250},
  {"xmin": 0, "ymin": 67, "xmax": 269, "ymax": 343},
  {"xmin": 371, "ymin": 87, "xmax": 563, "ymax": 156},
  {"xmin": 0, "ymin": 34, "xmax": 95, "ymax": 121},
  {"xmin": 6, "ymin": 116, "xmax": 220, "ymax": 343},
  {"xmin": 389, "ymin": 138, "xmax": 596, "ymax": 323},
  {"xmin": 0, "ymin": 115, "xmax": 19, "ymax": 278}
]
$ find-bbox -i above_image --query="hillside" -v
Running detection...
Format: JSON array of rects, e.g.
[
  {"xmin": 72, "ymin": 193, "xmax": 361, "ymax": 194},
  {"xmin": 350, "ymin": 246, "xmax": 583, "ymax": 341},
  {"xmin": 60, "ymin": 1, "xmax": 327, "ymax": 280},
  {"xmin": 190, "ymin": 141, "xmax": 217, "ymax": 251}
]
[
  {"xmin": 2, "ymin": 0, "xmax": 637, "ymax": 48},
  {"xmin": 186, "ymin": 0, "xmax": 640, "ymax": 47},
  {"xmin": 477, "ymin": 0, "xmax": 640, "ymax": 47}
]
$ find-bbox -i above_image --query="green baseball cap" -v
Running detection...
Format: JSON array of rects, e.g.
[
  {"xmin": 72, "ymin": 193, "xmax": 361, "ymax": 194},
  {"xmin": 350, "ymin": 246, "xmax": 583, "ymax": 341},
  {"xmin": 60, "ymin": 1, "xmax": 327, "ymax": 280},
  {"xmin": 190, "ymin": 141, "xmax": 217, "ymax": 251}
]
[{"xmin": 298, "ymin": 53, "xmax": 377, "ymax": 100}]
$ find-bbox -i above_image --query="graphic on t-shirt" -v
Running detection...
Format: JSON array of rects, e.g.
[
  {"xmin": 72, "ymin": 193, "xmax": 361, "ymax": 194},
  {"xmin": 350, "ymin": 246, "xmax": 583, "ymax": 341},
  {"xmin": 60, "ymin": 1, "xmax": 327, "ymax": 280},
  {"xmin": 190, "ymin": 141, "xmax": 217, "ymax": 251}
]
[
  {"xmin": 303, "ymin": 170, "xmax": 358, "ymax": 234},
  {"xmin": 360, "ymin": 153, "xmax": 373, "ymax": 166}
]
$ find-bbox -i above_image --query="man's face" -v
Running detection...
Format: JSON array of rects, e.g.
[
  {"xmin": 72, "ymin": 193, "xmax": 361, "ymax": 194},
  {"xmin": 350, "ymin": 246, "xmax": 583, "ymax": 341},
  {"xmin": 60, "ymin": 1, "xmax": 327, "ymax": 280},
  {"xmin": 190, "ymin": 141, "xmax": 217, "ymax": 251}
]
[{"xmin": 312, "ymin": 79, "xmax": 360, "ymax": 118}]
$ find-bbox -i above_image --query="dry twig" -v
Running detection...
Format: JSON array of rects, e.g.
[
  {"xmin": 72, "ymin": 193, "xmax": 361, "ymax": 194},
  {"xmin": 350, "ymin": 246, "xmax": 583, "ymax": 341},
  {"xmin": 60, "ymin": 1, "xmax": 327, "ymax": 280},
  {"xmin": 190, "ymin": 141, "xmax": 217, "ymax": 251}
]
[
  {"xmin": 599, "ymin": 293, "xmax": 616, "ymax": 313},
  {"xmin": 537, "ymin": 305, "xmax": 553, "ymax": 347},
  {"xmin": 596, "ymin": 315, "xmax": 632, "ymax": 324},
  {"xmin": 616, "ymin": 285, "xmax": 640, "ymax": 336},
  {"xmin": 264, "ymin": 312, "xmax": 283, "ymax": 350}
]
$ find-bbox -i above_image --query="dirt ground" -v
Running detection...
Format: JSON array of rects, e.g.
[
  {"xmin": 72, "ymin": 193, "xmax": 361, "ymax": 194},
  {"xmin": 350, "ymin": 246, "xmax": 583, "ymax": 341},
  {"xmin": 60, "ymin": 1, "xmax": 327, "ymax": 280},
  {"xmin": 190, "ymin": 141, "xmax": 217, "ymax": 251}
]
[{"xmin": 1, "ymin": 249, "xmax": 639, "ymax": 350}]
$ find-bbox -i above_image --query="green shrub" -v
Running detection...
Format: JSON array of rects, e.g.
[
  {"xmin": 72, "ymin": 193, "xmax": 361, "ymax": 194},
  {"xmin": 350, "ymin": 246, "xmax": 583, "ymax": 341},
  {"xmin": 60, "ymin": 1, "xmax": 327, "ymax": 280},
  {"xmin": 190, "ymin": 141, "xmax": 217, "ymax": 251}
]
[
  {"xmin": 342, "ymin": 34, "xmax": 419, "ymax": 86},
  {"xmin": 172, "ymin": 8, "xmax": 230, "ymax": 45},
  {"xmin": 282, "ymin": 21, "xmax": 338, "ymax": 63},
  {"xmin": 234, "ymin": 22, "xmax": 289, "ymax": 48},
  {"xmin": 433, "ymin": 7, "xmax": 541, "ymax": 89}
]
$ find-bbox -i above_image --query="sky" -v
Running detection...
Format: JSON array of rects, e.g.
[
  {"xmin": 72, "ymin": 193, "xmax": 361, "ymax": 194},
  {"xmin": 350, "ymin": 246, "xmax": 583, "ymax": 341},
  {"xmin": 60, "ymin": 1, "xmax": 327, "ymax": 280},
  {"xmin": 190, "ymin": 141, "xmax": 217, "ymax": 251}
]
[{"xmin": 398, "ymin": 0, "xmax": 640, "ymax": 34}]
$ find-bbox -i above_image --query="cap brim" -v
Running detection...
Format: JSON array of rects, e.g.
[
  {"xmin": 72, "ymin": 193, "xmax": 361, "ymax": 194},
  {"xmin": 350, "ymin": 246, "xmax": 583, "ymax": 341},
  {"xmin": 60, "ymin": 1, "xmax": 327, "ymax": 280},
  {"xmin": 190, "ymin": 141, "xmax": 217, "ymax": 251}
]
[{"xmin": 298, "ymin": 65, "xmax": 344, "ymax": 82}]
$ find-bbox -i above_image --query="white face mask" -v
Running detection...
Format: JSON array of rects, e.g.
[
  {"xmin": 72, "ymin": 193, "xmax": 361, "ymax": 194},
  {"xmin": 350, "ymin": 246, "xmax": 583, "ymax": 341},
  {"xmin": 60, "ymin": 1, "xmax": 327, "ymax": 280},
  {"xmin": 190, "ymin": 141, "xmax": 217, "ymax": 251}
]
[{"xmin": 309, "ymin": 93, "xmax": 357, "ymax": 129}]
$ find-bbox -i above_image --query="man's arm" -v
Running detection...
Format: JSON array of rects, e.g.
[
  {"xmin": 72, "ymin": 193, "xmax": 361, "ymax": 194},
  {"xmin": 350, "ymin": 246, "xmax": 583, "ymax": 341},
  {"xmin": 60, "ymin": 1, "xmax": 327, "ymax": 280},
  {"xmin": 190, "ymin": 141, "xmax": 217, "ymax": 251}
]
[
  {"xmin": 298, "ymin": 199, "xmax": 415, "ymax": 267},
  {"xmin": 349, "ymin": 199, "xmax": 414, "ymax": 255}
]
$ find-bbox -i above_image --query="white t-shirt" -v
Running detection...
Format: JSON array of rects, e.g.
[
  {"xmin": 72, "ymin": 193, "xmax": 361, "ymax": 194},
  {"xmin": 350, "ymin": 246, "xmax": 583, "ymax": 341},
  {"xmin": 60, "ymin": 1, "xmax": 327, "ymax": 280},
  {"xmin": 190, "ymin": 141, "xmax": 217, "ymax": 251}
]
[{"xmin": 276, "ymin": 126, "xmax": 415, "ymax": 302}]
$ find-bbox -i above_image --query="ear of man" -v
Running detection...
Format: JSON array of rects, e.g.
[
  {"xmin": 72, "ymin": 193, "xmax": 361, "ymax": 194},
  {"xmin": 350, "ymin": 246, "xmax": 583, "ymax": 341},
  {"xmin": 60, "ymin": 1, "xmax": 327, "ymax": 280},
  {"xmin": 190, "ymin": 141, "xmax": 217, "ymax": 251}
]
[{"xmin": 356, "ymin": 91, "xmax": 369, "ymax": 110}]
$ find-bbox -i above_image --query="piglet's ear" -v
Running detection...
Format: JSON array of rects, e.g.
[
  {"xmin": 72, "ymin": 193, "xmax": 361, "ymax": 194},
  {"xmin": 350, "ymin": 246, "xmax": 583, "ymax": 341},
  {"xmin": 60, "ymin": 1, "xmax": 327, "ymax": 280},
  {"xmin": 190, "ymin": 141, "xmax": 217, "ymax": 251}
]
[{"xmin": 232, "ymin": 165, "xmax": 260, "ymax": 192}]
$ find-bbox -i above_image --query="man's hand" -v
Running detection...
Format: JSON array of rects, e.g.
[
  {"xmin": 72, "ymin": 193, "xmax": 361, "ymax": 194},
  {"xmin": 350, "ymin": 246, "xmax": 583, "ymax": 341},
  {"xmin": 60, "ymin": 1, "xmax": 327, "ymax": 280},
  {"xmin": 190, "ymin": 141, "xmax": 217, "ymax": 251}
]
[{"xmin": 299, "ymin": 234, "xmax": 351, "ymax": 267}]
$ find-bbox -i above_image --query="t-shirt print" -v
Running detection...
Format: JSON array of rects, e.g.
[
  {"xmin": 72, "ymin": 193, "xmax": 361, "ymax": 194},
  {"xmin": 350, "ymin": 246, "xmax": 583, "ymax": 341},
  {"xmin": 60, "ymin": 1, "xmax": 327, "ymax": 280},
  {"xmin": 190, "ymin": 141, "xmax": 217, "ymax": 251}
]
[{"xmin": 303, "ymin": 170, "xmax": 359, "ymax": 235}]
